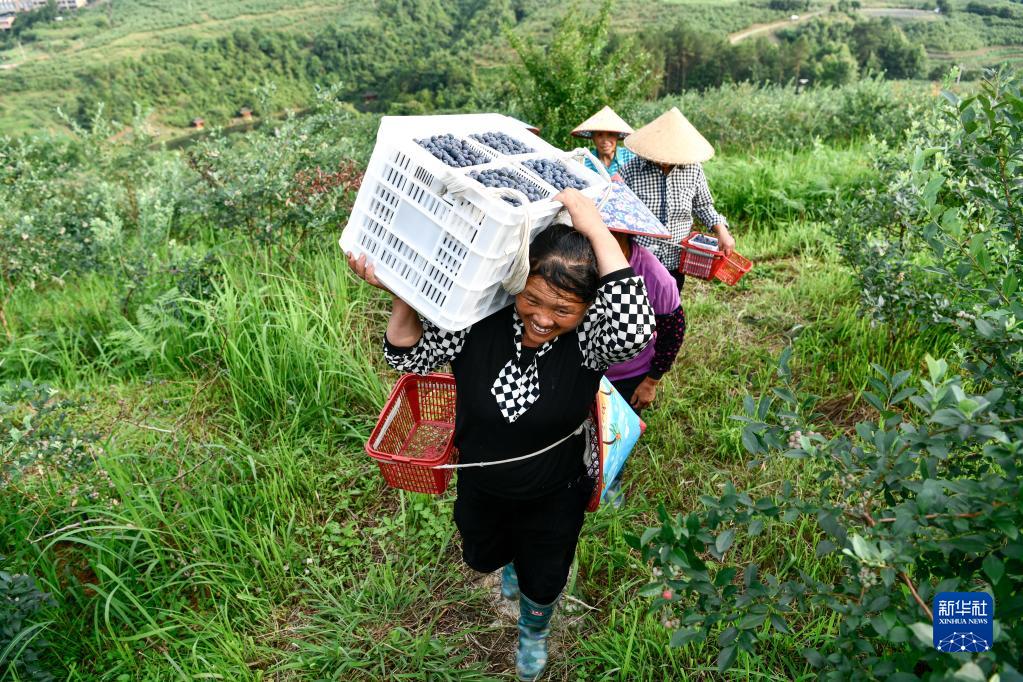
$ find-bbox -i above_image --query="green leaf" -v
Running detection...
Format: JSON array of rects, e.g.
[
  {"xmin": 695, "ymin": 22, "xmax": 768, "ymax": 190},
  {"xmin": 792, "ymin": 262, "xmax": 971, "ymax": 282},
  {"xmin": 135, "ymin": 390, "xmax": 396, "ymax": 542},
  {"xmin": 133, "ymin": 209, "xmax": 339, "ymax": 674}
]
[
  {"xmin": 740, "ymin": 427, "xmax": 761, "ymax": 455},
  {"xmin": 715, "ymin": 529, "xmax": 735, "ymax": 556},
  {"xmin": 738, "ymin": 612, "xmax": 767, "ymax": 630},
  {"xmin": 801, "ymin": 648, "xmax": 826, "ymax": 667},
  {"xmin": 851, "ymin": 534, "xmax": 876, "ymax": 562},
  {"xmin": 748, "ymin": 519, "xmax": 764, "ymax": 537},
  {"xmin": 714, "ymin": 567, "xmax": 737, "ymax": 587},
  {"xmin": 1004, "ymin": 272, "xmax": 1019, "ymax": 297},
  {"xmin": 770, "ymin": 614, "xmax": 789, "ymax": 634},
  {"xmin": 623, "ymin": 533, "xmax": 641, "ymax": 551},
  {"xmin": 640, "ymin": 527, "xmax": 660, "ymax": 547},
  {"xmin": 909, "ymin": 622, "xmax": 932, "ymax": 647},
  {"xmin": 954, "ymin": 662, "xmax": 985, "ymax": 682},
  {"xmin": 717, "ymin": 645, "xmax": 738, "ymax": 673},
  {"xmin": 718, "ymin": 625, "xmax": 738, "ymax": 646},
  {"xmin": 918, "ymin": 480, "xmax": 943, "ymax": 512},
  {"xmin": 815, "ymin": 540, "xmax": 836, "ymax": 557},
  {"xmin": 925, "ymin": 355, "xmax": 947, "ymax": 383},
  {"xmin": 939, "ymin": 206, "xmax": 962, "ymax": 237},
  {"xmin": 982, "ymin": 554, "xmax": 1004, "ymax": 585},
  {"xmin": 816, "ymin": 511, "xmax": 846, "ymax": 543},
  {"xmin": 669, "ymin": 627, "xmax": 704, "ymax": 647}
]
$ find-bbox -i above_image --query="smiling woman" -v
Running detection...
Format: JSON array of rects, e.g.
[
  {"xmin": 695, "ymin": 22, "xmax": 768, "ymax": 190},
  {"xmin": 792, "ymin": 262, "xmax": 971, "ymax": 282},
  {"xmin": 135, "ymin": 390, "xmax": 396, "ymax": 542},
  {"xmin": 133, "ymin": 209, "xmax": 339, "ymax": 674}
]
[{"xmin": 346, "ymin": 188, "xmax": 655, "ymax": 681}]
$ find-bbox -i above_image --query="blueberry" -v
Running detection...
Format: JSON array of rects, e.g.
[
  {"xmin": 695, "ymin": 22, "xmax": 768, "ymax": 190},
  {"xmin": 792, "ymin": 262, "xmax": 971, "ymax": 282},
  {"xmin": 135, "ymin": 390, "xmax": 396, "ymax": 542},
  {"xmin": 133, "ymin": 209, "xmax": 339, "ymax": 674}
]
[
  {"xmin": 417, "ymin": 134, "xmax": 492, "ymax": 167},
  {"xmin": 468, "ymin": 132, "xmax": 535, "ymax": 155}
]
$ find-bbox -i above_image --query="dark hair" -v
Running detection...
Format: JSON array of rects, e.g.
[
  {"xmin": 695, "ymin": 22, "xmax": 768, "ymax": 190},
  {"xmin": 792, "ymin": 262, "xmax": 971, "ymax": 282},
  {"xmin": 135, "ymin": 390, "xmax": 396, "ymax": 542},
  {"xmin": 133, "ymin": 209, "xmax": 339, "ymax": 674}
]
[{"xmin": 527, "ymin": 224, "xmax": 599, "ymax": 303}]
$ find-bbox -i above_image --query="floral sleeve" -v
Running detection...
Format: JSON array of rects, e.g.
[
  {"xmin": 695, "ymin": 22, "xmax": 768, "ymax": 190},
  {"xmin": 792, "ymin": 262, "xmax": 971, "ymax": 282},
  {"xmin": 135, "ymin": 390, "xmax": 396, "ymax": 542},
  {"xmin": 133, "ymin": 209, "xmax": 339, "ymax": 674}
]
[
  {"xmin": 383, "ymin": 321, "xmax": 469, "ymax": 374},
  {"xmin": 577, "ymin": 267, "xmax": 656, "ymax": 371}
]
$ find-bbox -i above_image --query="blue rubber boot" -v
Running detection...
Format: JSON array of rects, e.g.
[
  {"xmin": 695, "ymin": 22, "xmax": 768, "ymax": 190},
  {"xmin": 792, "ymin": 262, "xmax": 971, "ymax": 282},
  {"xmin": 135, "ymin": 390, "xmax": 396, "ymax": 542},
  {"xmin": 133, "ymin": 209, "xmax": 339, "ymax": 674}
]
[
  {"xmin": 516, "ymin": 593, "xmax": 558, "ymax": 681},
  {"xmin": 501, "ymin": 563, "xmax": 520, "ymax": 600}
]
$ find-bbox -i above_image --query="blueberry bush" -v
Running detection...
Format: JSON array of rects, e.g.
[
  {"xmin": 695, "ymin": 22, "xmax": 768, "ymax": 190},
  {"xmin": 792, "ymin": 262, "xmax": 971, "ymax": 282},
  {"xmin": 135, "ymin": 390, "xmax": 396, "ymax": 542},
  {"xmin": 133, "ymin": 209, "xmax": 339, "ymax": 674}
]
[
  {"xmin": 631, "ymin": 69, "xmax": 1023, "ymax": 679},
  {"xmin": 0, "ymin": 561, "xmax": 57, "ymax": 682}
]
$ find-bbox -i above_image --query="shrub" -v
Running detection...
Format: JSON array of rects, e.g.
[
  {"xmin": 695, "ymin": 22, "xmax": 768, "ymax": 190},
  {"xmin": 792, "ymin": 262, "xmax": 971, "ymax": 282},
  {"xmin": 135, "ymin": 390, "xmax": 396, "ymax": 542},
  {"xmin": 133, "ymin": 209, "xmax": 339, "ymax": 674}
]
[
  {"xmin": 632, "ymin": 69, "xmax": 1022, "ymax": 679},
  {"xmin": 634, "ymin": 78, "xmax": 924, "ymax": 153},
  {"xmin": 0, "ymin": 561, "xmax": 57, "ymax": 682},
  {"xmin": 183, "ymin": 86, "xmax": 368, "ymax": 250}
]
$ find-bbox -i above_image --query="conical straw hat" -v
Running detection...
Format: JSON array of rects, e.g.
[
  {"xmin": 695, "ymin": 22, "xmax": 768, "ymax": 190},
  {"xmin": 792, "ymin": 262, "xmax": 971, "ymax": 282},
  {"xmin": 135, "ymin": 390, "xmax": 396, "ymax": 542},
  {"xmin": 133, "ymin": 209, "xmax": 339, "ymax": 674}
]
[
  {"xmin": 623, "ymin": 107, "xmax": 714, "ymax": 164},
  {"xmin": 571, "ymin": 106, "xmax": 634, "ymax": 138}
]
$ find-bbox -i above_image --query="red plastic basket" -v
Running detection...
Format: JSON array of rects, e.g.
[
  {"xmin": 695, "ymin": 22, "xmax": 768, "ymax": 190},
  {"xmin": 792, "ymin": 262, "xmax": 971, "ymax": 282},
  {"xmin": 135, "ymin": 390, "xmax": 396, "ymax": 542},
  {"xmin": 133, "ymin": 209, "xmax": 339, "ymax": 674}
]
[
  {"xmin": 714, "ymin": 251, "xmax": 753, "ymax": 286},
  {"xmin": 366, "ymin": 373, "xmax": 458, "ymax": 494},
  {"xmin": 678, "ymin": 233, "xmax": 752, "ymax": 286}
]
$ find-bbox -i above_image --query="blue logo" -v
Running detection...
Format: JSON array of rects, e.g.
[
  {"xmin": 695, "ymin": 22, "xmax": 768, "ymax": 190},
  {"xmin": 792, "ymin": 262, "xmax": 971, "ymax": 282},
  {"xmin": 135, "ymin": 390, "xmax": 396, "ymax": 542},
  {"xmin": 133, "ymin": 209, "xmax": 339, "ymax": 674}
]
[{"xmin": 933, "ymin": 592, "xmax": 993, "ymax": 653}]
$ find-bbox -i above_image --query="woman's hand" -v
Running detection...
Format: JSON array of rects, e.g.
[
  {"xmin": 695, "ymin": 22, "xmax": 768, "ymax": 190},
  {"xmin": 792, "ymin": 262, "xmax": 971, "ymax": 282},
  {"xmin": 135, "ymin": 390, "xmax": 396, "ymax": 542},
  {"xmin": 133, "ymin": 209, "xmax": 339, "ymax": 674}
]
[
  {"xmin": 553, "ymin": 188, "xmax": 605, "ymax": 238},
  {"xmin": 346, "ymin": 252, "xmax": 391, "ymax": 293},
  {"xmin": 553, "ymin": 188, "xmax": 628, "ymax": 276},
  {"xmin": 713, "ymin": 224, "xmax": 735, "ymax": 257},
  {"xmin": 347, "ymin": 252, "xmax": 424, "ymax": 346},
  {"xmin": 630, "ymin": 376, "xmax": 659, "ymax": 410}
]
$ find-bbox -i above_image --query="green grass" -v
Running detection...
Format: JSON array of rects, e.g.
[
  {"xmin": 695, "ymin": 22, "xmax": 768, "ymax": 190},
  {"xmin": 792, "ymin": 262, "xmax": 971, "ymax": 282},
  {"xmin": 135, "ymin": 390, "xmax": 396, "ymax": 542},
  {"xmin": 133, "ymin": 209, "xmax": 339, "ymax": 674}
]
[{"xmin": 0, "ymin": 140, "xmax": 960, "ymax": 679}]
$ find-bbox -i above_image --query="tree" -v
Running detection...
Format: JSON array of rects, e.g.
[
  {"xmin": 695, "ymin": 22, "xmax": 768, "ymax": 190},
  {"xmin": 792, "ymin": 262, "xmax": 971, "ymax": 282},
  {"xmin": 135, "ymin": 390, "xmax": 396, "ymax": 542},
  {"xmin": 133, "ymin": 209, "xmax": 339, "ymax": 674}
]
[
  {"xmin": 507, "ymin": 0, "xmax": 655, "ymax": 146},
  {"xmin": 815, "ymin": 43, "xmax": 858, "ymax": 85}
]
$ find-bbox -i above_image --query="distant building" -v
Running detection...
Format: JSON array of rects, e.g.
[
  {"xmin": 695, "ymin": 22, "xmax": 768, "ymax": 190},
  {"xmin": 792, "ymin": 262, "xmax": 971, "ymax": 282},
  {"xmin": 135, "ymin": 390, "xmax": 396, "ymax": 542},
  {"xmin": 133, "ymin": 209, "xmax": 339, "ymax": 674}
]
[
  {"xmin": 0, "ymin": 0, "xmax": 85, "ymax": 12},
  {"xmin": 0, "ymin": 14, "xmax": 14, "ymax": 30}
]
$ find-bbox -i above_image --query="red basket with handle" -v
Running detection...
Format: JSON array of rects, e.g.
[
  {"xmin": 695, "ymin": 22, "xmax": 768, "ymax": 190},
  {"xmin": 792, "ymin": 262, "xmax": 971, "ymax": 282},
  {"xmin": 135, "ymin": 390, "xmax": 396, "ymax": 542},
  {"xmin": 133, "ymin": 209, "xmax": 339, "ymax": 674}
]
[
  {"xmin": 713, "ymin": 251, "xmax": 753, "ymax": 285},
  {"xmin": 368, "ymin": 373, "xmax": 608, "ymax": 511},
  {"xmin": 679, "ymin": 233, "xmax": 752, "ymax": 286},
  {"xmin": 366, "ymin": 373, "xmax": 458, "ymax": 494}
]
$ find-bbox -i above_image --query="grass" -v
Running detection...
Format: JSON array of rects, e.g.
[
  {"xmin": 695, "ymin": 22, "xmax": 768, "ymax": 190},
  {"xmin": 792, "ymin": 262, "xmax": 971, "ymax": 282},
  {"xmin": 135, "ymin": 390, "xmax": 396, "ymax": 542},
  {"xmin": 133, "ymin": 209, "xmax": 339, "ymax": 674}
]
[{"xmin": 0, "ymin": 141, "xmax": 959, "ymax": 679}]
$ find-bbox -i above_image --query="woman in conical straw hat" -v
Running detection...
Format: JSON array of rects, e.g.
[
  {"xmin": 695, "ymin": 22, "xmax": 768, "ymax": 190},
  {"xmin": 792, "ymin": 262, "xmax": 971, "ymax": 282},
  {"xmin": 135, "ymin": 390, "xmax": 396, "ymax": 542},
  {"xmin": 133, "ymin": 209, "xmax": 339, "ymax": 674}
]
[
  {"xmin": 571, "ymin": 105, "xmax": 636, "ymax": 178},
  {"xmin": 620, "ymin": 107, "xmax": 736, "ymax": 290}
]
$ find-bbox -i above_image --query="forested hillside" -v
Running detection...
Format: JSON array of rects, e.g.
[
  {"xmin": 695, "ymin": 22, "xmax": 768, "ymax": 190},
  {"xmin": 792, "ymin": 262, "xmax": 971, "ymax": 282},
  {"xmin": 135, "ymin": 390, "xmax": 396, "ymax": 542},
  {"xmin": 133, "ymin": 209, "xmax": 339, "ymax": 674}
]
[{"xmin": 1, "ymin": 0, "xmax": 1021, "ymax": 136}]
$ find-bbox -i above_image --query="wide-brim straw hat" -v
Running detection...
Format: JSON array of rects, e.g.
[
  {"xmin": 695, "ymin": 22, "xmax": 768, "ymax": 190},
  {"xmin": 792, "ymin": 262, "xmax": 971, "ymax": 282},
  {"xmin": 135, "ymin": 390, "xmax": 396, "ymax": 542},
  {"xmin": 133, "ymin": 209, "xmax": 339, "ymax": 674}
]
[
  {"xmin": 571, "ymin": 106, "xmax": 634, "ymax": 139},
  {"xmin": 624, "ymin": 107, "xmax": 714, "ymax": 164}
]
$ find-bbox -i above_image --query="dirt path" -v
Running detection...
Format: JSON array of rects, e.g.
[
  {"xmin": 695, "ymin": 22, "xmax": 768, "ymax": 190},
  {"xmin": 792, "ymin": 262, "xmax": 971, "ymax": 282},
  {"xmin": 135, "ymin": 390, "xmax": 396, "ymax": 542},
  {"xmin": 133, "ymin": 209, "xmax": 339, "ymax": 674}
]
[
  {"xmin": 927, "ymin": 45, "xmax": 1023, "ymax": 59},
  {"xmin": 729, "ymin": 11, "xmax": 823, "ymax": 45},
  {"xmin": 729, "ymin": 6, "xmax": 941, "ymax": 45},
  {"xmin": 859, "ymin": 7, "xmax": 937, "ymax": 19}
]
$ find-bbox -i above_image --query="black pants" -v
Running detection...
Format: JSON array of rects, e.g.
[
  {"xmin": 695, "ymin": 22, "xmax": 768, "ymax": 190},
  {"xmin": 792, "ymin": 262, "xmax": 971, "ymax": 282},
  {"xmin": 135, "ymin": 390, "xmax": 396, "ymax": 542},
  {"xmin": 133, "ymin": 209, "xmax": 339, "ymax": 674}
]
[
  {"xmin": 453, "ymin": 476, "xmax": 593, "ymax": 604},
  {"xmin": 671, "ymin": 271, "xmax": 686, "ymax": 292}
]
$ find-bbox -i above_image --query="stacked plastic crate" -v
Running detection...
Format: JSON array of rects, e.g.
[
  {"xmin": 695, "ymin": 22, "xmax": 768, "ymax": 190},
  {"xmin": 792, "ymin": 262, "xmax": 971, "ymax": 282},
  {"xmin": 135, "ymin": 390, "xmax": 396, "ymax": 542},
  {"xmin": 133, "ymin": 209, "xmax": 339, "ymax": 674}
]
[{"xmin": 339, "ymin": 114, "xmax": 610, "ymax": 331}]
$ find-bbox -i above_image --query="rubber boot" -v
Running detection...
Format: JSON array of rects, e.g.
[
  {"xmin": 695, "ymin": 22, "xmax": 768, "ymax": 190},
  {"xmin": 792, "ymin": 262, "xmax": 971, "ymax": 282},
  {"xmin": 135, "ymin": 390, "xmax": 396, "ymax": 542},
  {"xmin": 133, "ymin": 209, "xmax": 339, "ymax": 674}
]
[
  {"xmin": 516, "ymin": 592, "xmax": 558, "ymax": 681},
  {"xmin": 501, "ymin": 563, "xmax": 520, "ymax": 600}
]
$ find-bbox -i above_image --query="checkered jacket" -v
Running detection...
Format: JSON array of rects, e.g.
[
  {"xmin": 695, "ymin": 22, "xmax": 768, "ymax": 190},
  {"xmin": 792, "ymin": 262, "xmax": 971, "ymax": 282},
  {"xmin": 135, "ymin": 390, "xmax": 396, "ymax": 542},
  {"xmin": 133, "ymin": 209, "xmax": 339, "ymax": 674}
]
[
  {"xmin": 384, "ymin": 269, "xmax": 654, "ymax": 423},
  {"xmin": 621, "ymin": 158, "xmax": 727, "ymax": 271}
]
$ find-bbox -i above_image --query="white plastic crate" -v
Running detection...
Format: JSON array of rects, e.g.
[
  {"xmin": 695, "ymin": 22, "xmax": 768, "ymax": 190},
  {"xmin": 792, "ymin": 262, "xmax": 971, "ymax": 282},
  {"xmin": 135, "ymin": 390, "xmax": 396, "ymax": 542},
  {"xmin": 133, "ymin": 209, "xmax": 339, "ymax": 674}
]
[{"xmin": 340, "ymin": 114, "xmax": 611, "ymax": 331}]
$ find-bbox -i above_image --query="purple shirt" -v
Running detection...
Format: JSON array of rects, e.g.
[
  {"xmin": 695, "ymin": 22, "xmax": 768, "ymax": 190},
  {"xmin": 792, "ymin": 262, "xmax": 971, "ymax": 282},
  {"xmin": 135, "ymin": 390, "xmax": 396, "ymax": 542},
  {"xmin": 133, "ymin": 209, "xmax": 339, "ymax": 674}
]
[{"xmin": 605, "ymin": 244, "xmax": 680, "ymax": 381}]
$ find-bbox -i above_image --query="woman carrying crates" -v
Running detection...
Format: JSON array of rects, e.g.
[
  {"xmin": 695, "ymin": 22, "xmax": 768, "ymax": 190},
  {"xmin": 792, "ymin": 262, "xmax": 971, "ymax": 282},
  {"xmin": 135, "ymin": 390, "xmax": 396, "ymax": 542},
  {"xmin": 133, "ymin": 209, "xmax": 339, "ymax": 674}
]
[{"xmin": 348, "ymin": 189, "xmax": 654, "ymax": 681}]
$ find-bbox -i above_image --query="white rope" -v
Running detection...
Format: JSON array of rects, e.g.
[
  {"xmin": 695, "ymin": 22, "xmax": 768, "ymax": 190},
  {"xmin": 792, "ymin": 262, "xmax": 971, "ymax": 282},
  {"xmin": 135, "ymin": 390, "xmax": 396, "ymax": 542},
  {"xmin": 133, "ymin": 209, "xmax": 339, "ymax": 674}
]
[
  {"xmin": 432, "ymin": 420, "xmax": 588, "ymax": 469},
  {"xmin": 498, "ymin": 188, "xmax": 532, "ymax": 295}
]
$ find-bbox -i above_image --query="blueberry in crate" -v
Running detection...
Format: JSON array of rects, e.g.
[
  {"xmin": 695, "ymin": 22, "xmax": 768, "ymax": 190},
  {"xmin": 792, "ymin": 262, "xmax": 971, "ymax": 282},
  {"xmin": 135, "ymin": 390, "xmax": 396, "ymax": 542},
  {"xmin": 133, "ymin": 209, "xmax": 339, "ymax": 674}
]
[
  {"xmin": 415, "ymin": 134, "xmax": 491, "ymax": 167},
  {"xmin": 692, "ymin": 234, "xmax": 719, "ymax": 249},
  {"xmin": 522, "ymin": 159, "xmax": 588, "ymax": 191},
  {"xmin": 468, "ymin": 131, "xmax": 536, "ymax": 156},
  {"xmin": 468, "ymin": 168, "xmax": 547, "ymax": 205}
]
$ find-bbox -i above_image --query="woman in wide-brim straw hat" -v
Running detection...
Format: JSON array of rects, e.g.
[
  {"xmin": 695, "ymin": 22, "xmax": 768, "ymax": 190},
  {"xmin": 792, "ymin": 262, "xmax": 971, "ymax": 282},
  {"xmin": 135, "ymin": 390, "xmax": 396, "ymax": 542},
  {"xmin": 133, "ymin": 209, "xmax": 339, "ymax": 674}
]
[
  {"xmin": 571, "ymin": 105, "xmax": 636, "ymax": 177},
  {"xmin": 620, "ymin": 107, "xmax": 736, "ymax": 290}
]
